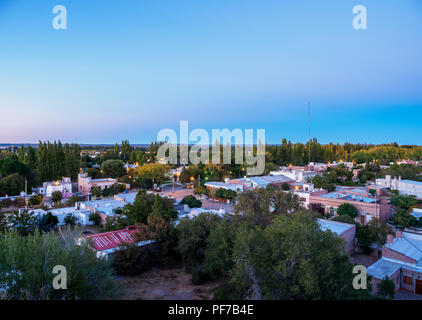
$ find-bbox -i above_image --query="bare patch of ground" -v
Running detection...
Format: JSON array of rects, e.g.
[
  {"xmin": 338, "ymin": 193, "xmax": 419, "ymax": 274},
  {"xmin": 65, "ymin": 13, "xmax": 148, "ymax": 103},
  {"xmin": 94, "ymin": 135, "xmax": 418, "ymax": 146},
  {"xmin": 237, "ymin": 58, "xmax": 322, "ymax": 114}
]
[
  {"xmin": 118, "ymin": 266, "xmax": 223, "ymax": 300},
  {"xmin": 349, "ymin": 253, "xmax": 378, "ymax": 267}
]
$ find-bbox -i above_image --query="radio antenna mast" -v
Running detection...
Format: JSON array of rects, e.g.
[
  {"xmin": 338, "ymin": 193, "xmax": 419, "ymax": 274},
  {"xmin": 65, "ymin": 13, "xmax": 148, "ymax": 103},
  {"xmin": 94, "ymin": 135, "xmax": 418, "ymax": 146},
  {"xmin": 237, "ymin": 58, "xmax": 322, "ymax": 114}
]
[{"xmin": 308, "ymin": 100, "xmax": 311, "ymax": 164}]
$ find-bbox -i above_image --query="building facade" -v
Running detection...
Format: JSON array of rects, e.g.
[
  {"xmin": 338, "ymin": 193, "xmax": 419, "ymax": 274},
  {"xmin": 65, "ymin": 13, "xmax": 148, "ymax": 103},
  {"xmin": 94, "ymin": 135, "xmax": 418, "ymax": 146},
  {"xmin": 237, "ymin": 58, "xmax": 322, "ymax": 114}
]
[{"xmin": 367, "ymin": 231, "xmax": 422, "ymax": 296}]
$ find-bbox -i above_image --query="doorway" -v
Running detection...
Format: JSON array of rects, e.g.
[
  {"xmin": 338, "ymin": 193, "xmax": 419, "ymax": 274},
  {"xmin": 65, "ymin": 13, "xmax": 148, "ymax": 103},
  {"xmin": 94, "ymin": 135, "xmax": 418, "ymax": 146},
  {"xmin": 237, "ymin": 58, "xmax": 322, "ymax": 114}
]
[{"xmin": 416, "ymin": 279, "xmax": 422, "ymax": 295}]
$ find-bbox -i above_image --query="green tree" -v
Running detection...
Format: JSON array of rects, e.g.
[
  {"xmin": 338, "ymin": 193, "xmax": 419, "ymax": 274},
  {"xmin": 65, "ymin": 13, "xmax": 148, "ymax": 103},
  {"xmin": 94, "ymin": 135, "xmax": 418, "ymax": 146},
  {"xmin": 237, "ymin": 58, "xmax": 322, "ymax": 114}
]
[
  {"xmin": 28, "ymin": 194, "xmax": 42, "ymax": 206},
  {"xmin": 367, "ymin": 218, "xmax": 393, "ymax": 257},
  {"xmin": 228, "ymin": 210, "xmax": 361, "ymax": 300},
  {"xmin": 176, "ymin": 213, "xmax": 222, "ymax": 278},
  {"xmin": 180, "ymin": 195, "xmax": 202, "ymax": 208},
  {"xmin": 101, "ymin": 159, "xmax": 125, "ymax": 178},
  {"xmin": 51, "ymin": 191, "xmax": 62, "ymax": 203},
  {"xmin": 91, "ymin": 186, "xmax": 102, "ymax": 198},
  {"xmin": 6, "ymin": 210, "xmax": 39, "ymax": 236},
  {"xmin": 390, "ymin": 194, "xmax": 418, "ymax": 211},
  {"xmin": 64, "ymin": 214, "xmax": 77, "ymax": 226},
  {"xmin": 0, "ymin": 229, "xmax": 120, "ymax": 299},
  {"xmin": 392, "ymin": 209, "xmax": 417, "ymax": 228},
  {"xmin": 233, "ymin": 187, "xmax": 301, "ymax": 229},
  {"xmin": 36, "ymin": 212, "xmax": 58, "ymax": 232},
  {"xmin": 336, "ymin": 203, "xmax": 358, "ymax": 218},
  {"xmin": 356, "ymin": 224, "xmax": 373, "ymax": 253},
  {"xmin": 134, "ymin": 163, "xmax": 169, "ymax": 185},
  {"xmin": 0, "ymin": 173, "xmax": 26, "ymax": 197},
  {"xmin": 377, "ymin": 276, "xmax": 395, "ymax": 299},
  {"xmin": 124, "ymin": 189, "xmax": 176, "ymax": 225},
  {"xmin": 89, "ymin": 212, "xmax": 101, "ymax": 225},
  {"xmin": 203, "ymin": 219, "xmax": 236, "ymax": 280}
]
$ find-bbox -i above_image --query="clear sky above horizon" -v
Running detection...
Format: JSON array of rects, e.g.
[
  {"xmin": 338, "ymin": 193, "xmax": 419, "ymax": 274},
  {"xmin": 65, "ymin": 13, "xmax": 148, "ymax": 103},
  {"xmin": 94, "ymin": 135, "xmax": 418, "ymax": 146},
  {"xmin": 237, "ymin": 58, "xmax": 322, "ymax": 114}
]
[{"xmin": 0, "ymin": 0, "xmax": 421, "ymax": 145}]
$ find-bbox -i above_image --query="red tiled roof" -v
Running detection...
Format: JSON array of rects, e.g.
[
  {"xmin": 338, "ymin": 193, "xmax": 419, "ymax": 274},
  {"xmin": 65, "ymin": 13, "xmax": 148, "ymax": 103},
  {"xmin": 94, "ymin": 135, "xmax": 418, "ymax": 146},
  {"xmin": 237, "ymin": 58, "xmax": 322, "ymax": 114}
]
[{"xmin": 85, "ymin": 226, "xmax": 137, "ymax": 251}]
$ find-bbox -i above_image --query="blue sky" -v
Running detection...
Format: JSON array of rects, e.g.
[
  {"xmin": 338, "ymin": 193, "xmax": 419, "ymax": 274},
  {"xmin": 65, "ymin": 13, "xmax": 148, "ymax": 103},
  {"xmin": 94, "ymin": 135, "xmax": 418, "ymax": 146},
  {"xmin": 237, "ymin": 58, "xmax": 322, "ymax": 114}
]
[{"xmin": 0, "ymin": 0, "xmax": 421, "ymax": 145}]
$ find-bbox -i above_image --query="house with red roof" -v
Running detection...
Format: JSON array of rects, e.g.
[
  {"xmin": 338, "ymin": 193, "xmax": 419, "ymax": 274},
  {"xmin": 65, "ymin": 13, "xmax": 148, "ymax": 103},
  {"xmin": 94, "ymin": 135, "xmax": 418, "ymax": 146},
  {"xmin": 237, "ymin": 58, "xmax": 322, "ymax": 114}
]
[{"xmin": 81, "ymin": 225, "xmax": 154, "ymax": 259}]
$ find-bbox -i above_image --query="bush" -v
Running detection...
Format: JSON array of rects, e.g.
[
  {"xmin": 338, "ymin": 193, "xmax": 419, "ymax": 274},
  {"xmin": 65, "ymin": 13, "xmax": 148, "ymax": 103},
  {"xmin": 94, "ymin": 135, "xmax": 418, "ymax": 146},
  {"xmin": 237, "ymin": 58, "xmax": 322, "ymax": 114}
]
[
  {"xmin": 392, "ymin": 209, "xmax": 417, "ymax": 228},
  {"xmin": 89, "ymin": 212, "xmax": 101, "ymax": 225},
  {"xmin": 51, "ymin": 191, "xmax": 62, "ymax": 203},
  {"xmin": 28, "ymin": 194, "xmax": 42, "ymax": 206},
  {"xmin": 212, "ymin": 282, "xmax": 242, "ymax": 300},
  {"xmin": 281, "ymin": 182, "xmax": 290, "ymax": 191},
  {"xmin": 377, "ymin": 276, "xmax": 395, "ymax": 299},
  {"xmin": 180, "ymin": 195, "xmax": 202, "ymax": 208},
  {"xmin": 332, "ymin": 215, "xmax": 357, "ymax": 225},
  {"xmin": 356, "ymin": 224, "xmax": 373, "ymax": 253},
  {"xmin": 64, "ymin": 214, "xmax": 77, "ymax": 226},
  {"xmin": 112, "ymin": 242, "xmax": 158, "ymax": 275},
  {"xmin": 37, "ymin": 212, "xmax": 58, "ymax": 232},
  {"xmin": 191, "ymin": 265, "xmax": 210, "ymax": 285},
  {"xmin": 390, "ymin": 194, "xmax": 418, "ymax": 210},
  {"xmin": 336, "ymin": 203, "xmax": 358, "ymax": 218}
]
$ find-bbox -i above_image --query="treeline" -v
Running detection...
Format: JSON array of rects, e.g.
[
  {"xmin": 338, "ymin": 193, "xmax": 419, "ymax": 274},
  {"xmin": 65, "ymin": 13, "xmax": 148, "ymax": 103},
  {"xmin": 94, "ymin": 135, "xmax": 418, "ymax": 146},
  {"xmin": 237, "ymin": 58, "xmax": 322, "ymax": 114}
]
[
  {"xmin": 85, "ymin": 140, "xmax": 162, "ymax": 166},
  {"xmin": 266, "ymin": 139, "xmax": 422, "ymax": 166},
  {"xmin": 27, "ymin": 141, "xmax": 81, "ymax": 182},
  {"xmin": 0, "ymin": 141, "xmax": 81, "ymax": 196}
]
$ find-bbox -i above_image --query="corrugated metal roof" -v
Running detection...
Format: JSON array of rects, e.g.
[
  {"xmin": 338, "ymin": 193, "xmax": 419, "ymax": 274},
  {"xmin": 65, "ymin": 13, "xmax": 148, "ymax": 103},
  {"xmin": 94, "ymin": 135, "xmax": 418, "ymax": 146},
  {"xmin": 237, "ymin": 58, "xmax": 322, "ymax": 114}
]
[
  {"xmin": 366, "ymin": 258, "xmax": 402, "ymax": 279},
  {"xmin": 85, "ymin": 226, "xmax": 137, "ymax": 251},
  {"xmin": 386, "ymin": 232, "xmax": 422, "ymax": 263}
]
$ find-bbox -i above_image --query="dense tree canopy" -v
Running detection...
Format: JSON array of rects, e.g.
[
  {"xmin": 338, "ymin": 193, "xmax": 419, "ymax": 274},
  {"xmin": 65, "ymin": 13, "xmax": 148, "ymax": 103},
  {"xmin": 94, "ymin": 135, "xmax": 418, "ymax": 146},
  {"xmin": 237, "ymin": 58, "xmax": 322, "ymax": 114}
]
[
  {"xmin": 336, "ymin": 203, "xmax": 358, "ymax": 218},
  {"xmin": 0, "ymin": 229, "xmax": 120, "ymax": 299},
  {"xmin": 123, "ymin": 190, "xmax": 176, "ymax": 225}
]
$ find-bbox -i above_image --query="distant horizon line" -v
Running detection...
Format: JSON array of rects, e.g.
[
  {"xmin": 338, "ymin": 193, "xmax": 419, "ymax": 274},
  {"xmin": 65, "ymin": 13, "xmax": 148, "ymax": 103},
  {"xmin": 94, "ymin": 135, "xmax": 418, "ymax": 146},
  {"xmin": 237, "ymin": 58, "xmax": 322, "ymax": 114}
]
[{"xmin": 1, "ymin": 142, "xmax": 421, "ymax": 148}]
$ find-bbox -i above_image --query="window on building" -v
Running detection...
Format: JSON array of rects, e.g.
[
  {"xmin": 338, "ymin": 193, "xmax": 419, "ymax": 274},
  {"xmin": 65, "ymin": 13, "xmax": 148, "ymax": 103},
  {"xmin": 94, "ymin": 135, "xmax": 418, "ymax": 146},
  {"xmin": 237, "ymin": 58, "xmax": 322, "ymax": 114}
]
[{"xmin": 403, "ymin": 275, "xmax": 413, "ymax": 286}]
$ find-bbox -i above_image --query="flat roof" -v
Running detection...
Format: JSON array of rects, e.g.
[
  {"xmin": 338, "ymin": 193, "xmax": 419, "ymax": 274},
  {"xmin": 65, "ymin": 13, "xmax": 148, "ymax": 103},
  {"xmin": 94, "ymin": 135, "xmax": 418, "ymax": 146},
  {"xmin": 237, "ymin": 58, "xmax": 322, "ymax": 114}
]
[
  {"xmin": 319, "ymin": 192, "xmax": 377, "ymax": 203},
  {"xmin": 401, "ymin": 179, "xmax": 422, "ymax": 186},
  {"xmin": 204, "ymin": 181, "xmax": 242, "ymax": 191},
  {"xmin": 317, "ymin": 218, "xmax": 354, "ymax": 236},
  {"xmin": 411, "ymin": 208, "xmax": 422, "ymax": 219},
  {"xmin": 114, "ymin": 192, "xmax": 137, "ymax": 204}
]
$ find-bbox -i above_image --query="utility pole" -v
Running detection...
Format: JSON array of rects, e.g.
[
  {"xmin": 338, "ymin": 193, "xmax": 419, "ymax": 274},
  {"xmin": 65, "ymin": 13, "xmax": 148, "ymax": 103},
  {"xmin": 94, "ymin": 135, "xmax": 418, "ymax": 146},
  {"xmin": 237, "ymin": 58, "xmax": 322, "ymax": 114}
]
[
  {"xmin": 308, "ymin": 100, "xmax": 311, "ymax": 165},
  {"xmin": 172, "ymin": 175, "xmax": 175, "ymax": 193},
  {"xmin": 25, "ymin": 179, "xmax": 28, "ymax": 209}
]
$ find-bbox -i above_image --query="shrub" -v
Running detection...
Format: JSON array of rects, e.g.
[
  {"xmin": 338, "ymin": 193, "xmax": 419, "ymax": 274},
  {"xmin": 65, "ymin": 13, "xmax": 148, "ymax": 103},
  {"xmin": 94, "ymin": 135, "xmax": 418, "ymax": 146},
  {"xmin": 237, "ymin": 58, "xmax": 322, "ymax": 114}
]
[
  {"xmin": 89, "ymin": 212, "xmax": 101, "ymax": 225},
  {"xmin": 180, "ymin": 195, "xmax": 202, "ymax": 208},
  {"xmin": 336, "ymin": 203, "xmax": 358, "ymax": 218},
  {"xmin": 51, "ymin": 191, "xmax": 62, "ymax": 203},
  {"xmin": 393, "ymin": 209, "xmax": 417, "ymax": 228},
  {"xmin": 112, "ymin": 242, "xmax": 158, "ymax": 276},
  {"xmin": 377, "ymin": 276, "xmax": 395, "ymax": 299},
  {"xmin": 28, "ymin": 194, "xmax": 42, "ymax": 206}
]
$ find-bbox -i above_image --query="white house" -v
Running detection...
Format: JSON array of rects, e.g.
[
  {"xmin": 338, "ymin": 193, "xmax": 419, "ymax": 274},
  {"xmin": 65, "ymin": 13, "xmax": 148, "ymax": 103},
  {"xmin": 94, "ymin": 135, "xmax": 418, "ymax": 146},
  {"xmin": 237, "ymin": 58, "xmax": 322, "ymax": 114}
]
[
  {"xmin": 26, "ymin": 206, "xmax": 93, "ymax": 227},
  {"xmin": 376, "ymin": 175, "xmax": 422, "ymax": 199},
  {"xmin": 42, "ymin": 177, "xmax": 72, "ymax": 197},
  {"xmin": 269, "ymin": 169, "xmax": 319, "ymax": 183}
]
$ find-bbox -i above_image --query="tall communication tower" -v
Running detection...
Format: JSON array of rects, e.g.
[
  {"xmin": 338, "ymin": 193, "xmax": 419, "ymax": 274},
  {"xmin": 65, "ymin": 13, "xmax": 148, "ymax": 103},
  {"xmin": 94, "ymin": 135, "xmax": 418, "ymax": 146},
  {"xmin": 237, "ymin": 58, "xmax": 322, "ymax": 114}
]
[{"xmin": 308, "ymin": 100, "xmax": 311, "ymax": 164}]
